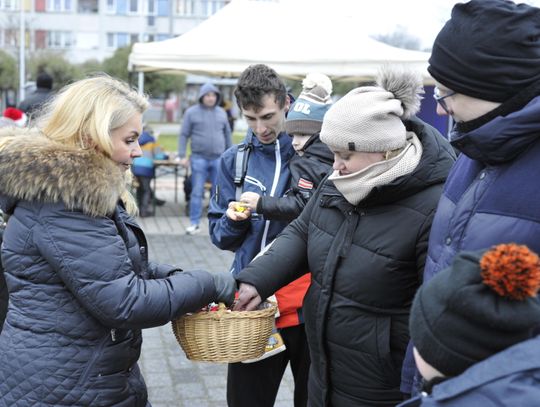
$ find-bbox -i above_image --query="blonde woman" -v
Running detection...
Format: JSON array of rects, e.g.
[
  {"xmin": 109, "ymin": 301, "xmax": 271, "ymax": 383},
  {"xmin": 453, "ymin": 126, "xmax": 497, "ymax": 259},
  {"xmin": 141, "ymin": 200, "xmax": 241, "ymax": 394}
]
[{"xmin": 0, "ymin": 75, "xmax": 235, "ymax": 406}]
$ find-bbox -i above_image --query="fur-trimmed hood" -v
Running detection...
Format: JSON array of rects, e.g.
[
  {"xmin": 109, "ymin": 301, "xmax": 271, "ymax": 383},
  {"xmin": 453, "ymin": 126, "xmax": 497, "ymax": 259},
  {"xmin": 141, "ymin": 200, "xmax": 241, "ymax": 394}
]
[{"xmin": 0, "ymin": 128, "xmax": 126, "ymax": 217}]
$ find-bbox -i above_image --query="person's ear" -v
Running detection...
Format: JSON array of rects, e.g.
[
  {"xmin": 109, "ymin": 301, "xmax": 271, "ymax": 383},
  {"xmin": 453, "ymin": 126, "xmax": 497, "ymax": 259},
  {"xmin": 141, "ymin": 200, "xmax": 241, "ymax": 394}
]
[{"xmin": 284, "ymin": 94, "xmax": 291, "ymax": 113}]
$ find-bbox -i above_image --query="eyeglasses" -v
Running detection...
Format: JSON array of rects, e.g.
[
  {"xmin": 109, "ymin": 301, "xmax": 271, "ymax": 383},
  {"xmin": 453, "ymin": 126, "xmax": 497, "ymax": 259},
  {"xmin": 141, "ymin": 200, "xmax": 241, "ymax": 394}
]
[{"xmin": 433, "ymin": 88, "xmax": 456, "ymax": 115}]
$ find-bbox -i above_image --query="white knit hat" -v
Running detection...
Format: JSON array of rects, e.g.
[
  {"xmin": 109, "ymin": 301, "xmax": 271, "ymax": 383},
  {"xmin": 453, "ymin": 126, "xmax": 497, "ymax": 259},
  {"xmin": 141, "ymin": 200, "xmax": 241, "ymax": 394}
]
[{"xmin": 320, "ymin": 66, "xmax": 423, "ymax": 153}]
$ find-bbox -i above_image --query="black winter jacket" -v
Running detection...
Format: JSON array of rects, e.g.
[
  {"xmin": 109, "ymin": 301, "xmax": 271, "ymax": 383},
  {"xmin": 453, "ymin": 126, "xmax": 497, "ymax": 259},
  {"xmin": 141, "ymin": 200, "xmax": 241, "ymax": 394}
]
[
  {"xmin": 0, "ymin": 130, "xmax": 218, "ymax": 406},
  {"xmin": 237, "ymin": 118, "xmax": 455, "ymax": 407},
  {"xmin": 257, "ymin": 134, "xmax": 334, "ymax": 221}
]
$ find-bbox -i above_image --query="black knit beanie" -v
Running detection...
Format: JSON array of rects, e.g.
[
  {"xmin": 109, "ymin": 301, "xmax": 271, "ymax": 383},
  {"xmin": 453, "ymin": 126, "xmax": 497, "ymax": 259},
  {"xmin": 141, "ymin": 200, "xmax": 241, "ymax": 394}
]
[
  {"xmin": 410, "ymin": 244, "xmax": 540, "ymax": 378},
  {"xmin": 428, "ymin": 0, "xmax": 540, "ymax": 103}
]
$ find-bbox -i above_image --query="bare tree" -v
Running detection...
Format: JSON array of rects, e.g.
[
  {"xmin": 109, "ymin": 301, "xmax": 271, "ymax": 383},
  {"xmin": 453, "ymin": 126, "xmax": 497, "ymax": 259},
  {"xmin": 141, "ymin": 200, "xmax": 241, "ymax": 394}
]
[{"xmin": 373, "ymin": 25, "xmax": 424, "ymax": 51}]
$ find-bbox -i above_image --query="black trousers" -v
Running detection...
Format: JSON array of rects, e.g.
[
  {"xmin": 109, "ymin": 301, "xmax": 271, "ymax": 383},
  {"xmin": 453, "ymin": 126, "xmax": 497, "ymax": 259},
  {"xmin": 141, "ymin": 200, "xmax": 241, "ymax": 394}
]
[
  {"xmin": 227, "ymin": 324, "xmax": 310, "ymax": 407},
  {"xmin": 135, "ymin": 176, "xmax": 153, "ymax": 214}
]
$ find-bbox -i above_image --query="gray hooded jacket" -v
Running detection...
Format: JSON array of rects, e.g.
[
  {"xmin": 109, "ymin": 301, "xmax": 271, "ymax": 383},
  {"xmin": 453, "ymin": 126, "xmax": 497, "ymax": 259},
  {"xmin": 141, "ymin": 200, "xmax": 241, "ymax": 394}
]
[{"xmin": 178, "ymin": 82, "xmax": 232, "ymax": 160}]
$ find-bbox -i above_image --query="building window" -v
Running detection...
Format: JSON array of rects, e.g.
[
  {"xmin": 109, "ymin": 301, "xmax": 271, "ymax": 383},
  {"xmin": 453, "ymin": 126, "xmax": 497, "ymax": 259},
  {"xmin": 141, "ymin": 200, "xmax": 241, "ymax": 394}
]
[
  {"xmin": 202, "ymin": 0, "xmax": 222, "ymax": 15},
  {"xmin": 0, "ymin": 0, "xmax": 18, "ymax": 11},
  {"xmin": 128, "ymin": 0, "xmax": 138, "ymax": 13},
  {"xmin": 107, "ymin": 32, "xmax": 140, "ymax": 49},
  {"xmin": 1, "ymin": 29, "xmax": 18, "ymax": 47},
  {"xmin": 35, "ymin": 30, "xmax": 47, "ymax": 49},
  {"xmin": 157, "ymin": 0, "xmax": 168, "ymax": 16},
  {"xmin": 106, "ymin": 0, "xmax": 115, "ymax": 13},
  {"xmin": 106, "ymin": 0, "xmax": 141, "ymax": 15},
  {"xmin": 46, "ymin": 31, "xmax": 75, "ymax": 48},
  {"xmin": 147, "ymin": 0, "xmax": 154, "ymax": 14},
  {"xmin": 78, "ymin": 0, "xmax": 98, "ymax": 13},
  {"xmin": 175, "ymin": 0, "xmax": 226, "ymax": 17},
  {"xmin": 176, "ymin": 0, "xmax": 194, "ymax": 16},
  {"xmin": 46, "ymin": 0, "xmax": 72, "ymax": 12}
]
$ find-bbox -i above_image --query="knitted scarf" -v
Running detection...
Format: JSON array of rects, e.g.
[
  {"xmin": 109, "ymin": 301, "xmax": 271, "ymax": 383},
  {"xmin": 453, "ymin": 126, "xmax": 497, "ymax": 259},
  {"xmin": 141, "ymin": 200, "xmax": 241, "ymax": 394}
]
[{"xmin": 329, "ymin": 132, "xmax": 423, "ymax": 205}]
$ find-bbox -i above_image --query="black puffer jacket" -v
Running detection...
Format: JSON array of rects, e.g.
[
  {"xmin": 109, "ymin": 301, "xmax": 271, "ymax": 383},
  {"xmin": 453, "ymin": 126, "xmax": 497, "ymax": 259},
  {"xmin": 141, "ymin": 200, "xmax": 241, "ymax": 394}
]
[
  {"xmin": 237, "ymin": 118, "xmax": 455, "ymax": 407},
  {"xmin": 257, "ymin": 134, "xmax": 334, "ymax": 221},
  {"xmin": 0, "ymin": 130, "xmax": 218, "ymax": 406}
]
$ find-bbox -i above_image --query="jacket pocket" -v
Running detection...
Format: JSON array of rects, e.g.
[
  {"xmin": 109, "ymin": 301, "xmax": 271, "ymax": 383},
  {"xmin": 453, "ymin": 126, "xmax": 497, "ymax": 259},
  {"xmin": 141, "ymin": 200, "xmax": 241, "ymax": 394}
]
[
  {"xmin": 77, "ymin": 333, "xmax": 110, "ymax": 386},
  {"xmin": 375, "ymin": 315, "xmax": 401, "ymax": 387}
]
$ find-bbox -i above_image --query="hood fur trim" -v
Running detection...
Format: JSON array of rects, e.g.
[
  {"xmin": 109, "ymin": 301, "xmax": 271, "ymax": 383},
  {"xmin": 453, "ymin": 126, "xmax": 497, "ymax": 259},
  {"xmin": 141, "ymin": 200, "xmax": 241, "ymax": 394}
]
[{"xmin": 0, "ymin": 130, "xmax": 125, "ymax": 217}]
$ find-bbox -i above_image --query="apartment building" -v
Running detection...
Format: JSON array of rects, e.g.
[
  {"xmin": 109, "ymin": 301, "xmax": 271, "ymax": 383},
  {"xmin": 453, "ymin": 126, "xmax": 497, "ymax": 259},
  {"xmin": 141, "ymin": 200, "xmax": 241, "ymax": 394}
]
[{"xmin": 0, "ymin": 0, "xmax": 230, "ymax": 63}]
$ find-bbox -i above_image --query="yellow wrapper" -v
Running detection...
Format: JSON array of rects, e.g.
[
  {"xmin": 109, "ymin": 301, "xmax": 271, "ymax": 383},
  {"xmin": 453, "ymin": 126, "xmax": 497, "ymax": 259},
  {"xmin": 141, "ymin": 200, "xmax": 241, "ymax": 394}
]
[{"xmin": 235, "ymin": 204, "xmax": 247, "ymax": 213}]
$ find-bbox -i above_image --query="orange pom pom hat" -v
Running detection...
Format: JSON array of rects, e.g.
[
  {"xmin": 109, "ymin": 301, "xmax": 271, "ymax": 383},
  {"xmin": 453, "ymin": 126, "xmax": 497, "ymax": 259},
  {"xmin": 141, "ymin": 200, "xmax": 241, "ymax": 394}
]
[
  {"xmin": 480, "ymin": 243, "xmax": 540, "ymax": 300},
  {"xmin": 410, "ymin": 244, "xmax": 540, "ymax": 377}
]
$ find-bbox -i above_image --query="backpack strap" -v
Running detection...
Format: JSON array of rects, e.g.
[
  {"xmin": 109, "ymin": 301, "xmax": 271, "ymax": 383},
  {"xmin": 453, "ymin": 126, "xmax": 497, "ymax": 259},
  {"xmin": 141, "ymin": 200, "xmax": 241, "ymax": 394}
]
[{"xmin": 233, "ymin": 133, "xmax": 253, "ymax": 201}]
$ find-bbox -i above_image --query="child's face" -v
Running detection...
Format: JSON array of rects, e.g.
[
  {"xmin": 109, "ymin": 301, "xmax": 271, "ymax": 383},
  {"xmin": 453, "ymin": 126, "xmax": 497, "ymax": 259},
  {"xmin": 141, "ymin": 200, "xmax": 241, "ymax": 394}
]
[{"xmin": 291, "ymin": 134, "xmax": 311, "ymax": 156}]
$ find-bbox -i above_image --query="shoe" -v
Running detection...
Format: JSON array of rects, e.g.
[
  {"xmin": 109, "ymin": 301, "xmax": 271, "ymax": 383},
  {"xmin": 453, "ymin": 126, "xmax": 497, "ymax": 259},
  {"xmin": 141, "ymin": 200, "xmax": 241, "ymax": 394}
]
[
  {"xmin": 242, "ymin": 332, "xmax": 286, "ymax": 363},
  {"xmin": 186, "ymin": 225, "xmax": 200, "ymax": 235},
  {"xmin": 154, "ymin": 198, "xmax": 166, "ymax": 206}
]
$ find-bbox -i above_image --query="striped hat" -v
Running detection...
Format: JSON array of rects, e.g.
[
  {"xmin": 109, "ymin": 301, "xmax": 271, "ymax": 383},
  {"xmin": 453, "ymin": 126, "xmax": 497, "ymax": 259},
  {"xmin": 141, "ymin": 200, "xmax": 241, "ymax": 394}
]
[{"xmin": 286, "ymin": 73, "xmax": 333, "ymax": 136}]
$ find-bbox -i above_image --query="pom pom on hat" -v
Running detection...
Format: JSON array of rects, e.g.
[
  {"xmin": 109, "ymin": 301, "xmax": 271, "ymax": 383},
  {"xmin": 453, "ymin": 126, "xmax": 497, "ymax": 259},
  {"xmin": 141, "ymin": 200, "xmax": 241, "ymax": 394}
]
[
  {"xmin": 285, "ymin": 73, "xmax": 333, "ymax": 136},
  {"xmin": 4, "ymin": 107, "xmax": 23, "ymax": 121},
  {"xmin": 410, "ymin": 243, "xmax": 540, "ymax": 378},
  {"xmin": 320, "ymin": 65, "xmax": 423, "ymax": 153},
  {"xmin": 2, "ymin": 107, "xmax": 27, "ymax": 127},
  {"xmin": 301, "ymin": 73, "xmax": 333, "ymax": 99},
  {"xmin": 480, "ymin": 243, "xmax": 540, "ymax": 300}
]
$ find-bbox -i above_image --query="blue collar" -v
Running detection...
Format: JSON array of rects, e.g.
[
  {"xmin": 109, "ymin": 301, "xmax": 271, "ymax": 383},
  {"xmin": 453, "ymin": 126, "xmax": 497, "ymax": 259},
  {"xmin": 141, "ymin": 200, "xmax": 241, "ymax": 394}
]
[{"xmin": 450, "ymin": 96, "xmax": 540, "ymax": 164}]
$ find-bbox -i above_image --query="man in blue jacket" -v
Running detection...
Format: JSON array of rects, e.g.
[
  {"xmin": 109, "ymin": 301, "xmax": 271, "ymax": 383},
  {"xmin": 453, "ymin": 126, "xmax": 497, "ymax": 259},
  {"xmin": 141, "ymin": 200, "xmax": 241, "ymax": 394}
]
[
  {"xmin": 209, "ymin": 64, "xmax": 309, "ymax": 407},
  {"xmin": 178, "ymin": 82, "xmax": 232, "ymax": 234},
  {"xmin": 401, "ymin": 0, "xmax": 540, "ymax": 397}
]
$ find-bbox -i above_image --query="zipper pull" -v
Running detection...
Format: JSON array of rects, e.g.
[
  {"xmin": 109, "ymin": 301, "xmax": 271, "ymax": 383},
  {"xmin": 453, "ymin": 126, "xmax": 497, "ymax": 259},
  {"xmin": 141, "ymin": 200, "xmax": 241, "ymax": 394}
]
[{"xmin": 111, "ymin": 329, "xmax": 116, "ymax": 342}]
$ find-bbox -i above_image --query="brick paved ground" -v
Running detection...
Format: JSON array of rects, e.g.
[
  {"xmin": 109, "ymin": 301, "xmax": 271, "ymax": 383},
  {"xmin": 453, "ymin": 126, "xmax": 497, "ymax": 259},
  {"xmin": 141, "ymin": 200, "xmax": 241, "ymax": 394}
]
[{"xmin": 136, "ymin": 172, "xmax": 295, "ymax": 407}]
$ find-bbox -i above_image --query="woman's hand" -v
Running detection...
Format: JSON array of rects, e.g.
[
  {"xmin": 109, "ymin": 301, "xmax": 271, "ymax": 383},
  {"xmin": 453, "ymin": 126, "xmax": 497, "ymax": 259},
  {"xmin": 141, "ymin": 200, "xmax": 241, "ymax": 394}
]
[
  {"xmin": 233, "ymin": 283, "xmax": 262, "ymax": 311},
  {"xmin": 239, "ymin": 192, "xmax": 260, "ymax": 211},
  {"xmin": 226, "ymin": 201, "xmax": 252, "ymax": 221}
]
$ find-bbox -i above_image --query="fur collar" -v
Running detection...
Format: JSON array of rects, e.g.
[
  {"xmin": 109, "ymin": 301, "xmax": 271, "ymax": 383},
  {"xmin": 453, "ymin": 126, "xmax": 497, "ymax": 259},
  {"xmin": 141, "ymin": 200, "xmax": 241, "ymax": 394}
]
[{"xmin": 0, "ymin": 128, "xmax": 125, "ymax": 217}]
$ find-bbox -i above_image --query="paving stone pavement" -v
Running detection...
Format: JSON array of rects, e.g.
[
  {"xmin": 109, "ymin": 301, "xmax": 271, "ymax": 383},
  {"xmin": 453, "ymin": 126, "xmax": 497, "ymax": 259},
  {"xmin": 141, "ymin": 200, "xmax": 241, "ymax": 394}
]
[{"xmin": 136, "ymin": 173, "xmax": 295, "ymax": 407}]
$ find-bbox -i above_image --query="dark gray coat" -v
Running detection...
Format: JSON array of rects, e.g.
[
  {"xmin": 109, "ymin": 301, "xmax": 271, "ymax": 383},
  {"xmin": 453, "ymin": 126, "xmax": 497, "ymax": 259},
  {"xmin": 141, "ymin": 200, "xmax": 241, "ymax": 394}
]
[
  {"xmin": 237, "ymin": 119, "xmax": 455, "ymax": 407},
  {"xmin": 0, "ymin": 130, "xmax": 218, "ymax": 406}
]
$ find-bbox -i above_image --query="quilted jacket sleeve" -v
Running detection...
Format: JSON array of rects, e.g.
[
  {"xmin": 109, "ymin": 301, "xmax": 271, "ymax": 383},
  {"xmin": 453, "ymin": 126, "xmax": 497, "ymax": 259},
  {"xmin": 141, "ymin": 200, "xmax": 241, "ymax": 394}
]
[
  {"xmin": 34, "ymin": 207, "xmax": 217, "ymax": 329},
  {"xmin": 257, "ymin": 156, "xmax": 332, "ymax": 222},
  {"xmin": 147, "ymin": 262, "xmax": 181, "ymax": 279},
  {"xmin": 257, "ymin": 194, "xmax": 304, "ymax": 222},
  {"xmin": 235, "ymin": 189, "xmax": 314, "ymax": 298}
]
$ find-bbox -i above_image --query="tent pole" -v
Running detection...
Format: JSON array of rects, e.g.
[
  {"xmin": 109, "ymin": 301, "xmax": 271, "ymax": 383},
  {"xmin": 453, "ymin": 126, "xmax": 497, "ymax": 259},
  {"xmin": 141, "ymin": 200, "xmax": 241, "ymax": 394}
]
[{"xmin": 138, "ymin": 72, "xmax": 145, "ymax": 95}]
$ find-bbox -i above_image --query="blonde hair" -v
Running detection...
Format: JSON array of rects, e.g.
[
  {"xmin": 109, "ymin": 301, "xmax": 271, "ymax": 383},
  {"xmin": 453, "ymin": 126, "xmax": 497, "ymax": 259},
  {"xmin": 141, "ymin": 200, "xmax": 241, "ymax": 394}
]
[{"xmin": 36, "ymin": 74, "xmax": 149, "ymax": 215}]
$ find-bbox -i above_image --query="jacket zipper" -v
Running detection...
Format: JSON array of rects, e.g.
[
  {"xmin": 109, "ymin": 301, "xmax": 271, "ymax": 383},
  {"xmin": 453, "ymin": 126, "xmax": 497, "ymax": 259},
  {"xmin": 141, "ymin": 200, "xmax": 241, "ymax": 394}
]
[
  {"xmin": 78, "ymin": 333, "xmax": 110, "ymax": 384},
  {"xmin": 260, "ymin": 139, "xmax": 282, "ymax": 250}
]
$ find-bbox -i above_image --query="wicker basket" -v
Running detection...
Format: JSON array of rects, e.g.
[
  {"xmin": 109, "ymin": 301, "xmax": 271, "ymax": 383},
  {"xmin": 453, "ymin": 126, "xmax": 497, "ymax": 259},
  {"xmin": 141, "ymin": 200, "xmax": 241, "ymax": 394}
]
[{"xmin": 172, "ymin": 302, "xmax": 277, "ymax": 363}]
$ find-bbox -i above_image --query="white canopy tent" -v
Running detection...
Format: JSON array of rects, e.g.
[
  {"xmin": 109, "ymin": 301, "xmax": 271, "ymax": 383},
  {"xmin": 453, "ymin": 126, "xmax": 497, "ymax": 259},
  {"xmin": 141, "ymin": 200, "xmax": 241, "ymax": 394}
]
[{"xmin": 128, "ymin": 0, "xmax": 432, "ymax": 82}]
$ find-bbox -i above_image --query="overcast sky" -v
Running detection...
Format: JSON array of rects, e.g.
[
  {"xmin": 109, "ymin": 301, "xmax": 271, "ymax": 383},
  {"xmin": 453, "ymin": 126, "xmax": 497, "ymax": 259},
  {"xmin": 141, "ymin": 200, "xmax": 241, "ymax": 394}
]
[{"xmin": 282, "ymin": 0, "xmax": 540, "ymax": 49}]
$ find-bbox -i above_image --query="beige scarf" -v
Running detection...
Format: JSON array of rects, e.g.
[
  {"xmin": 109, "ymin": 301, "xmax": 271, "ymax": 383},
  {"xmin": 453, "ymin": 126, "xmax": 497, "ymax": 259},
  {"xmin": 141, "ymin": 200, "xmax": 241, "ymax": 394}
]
[{"xmin": 329, "ymin": 132, "xmax": 423, "ymax": 205}]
